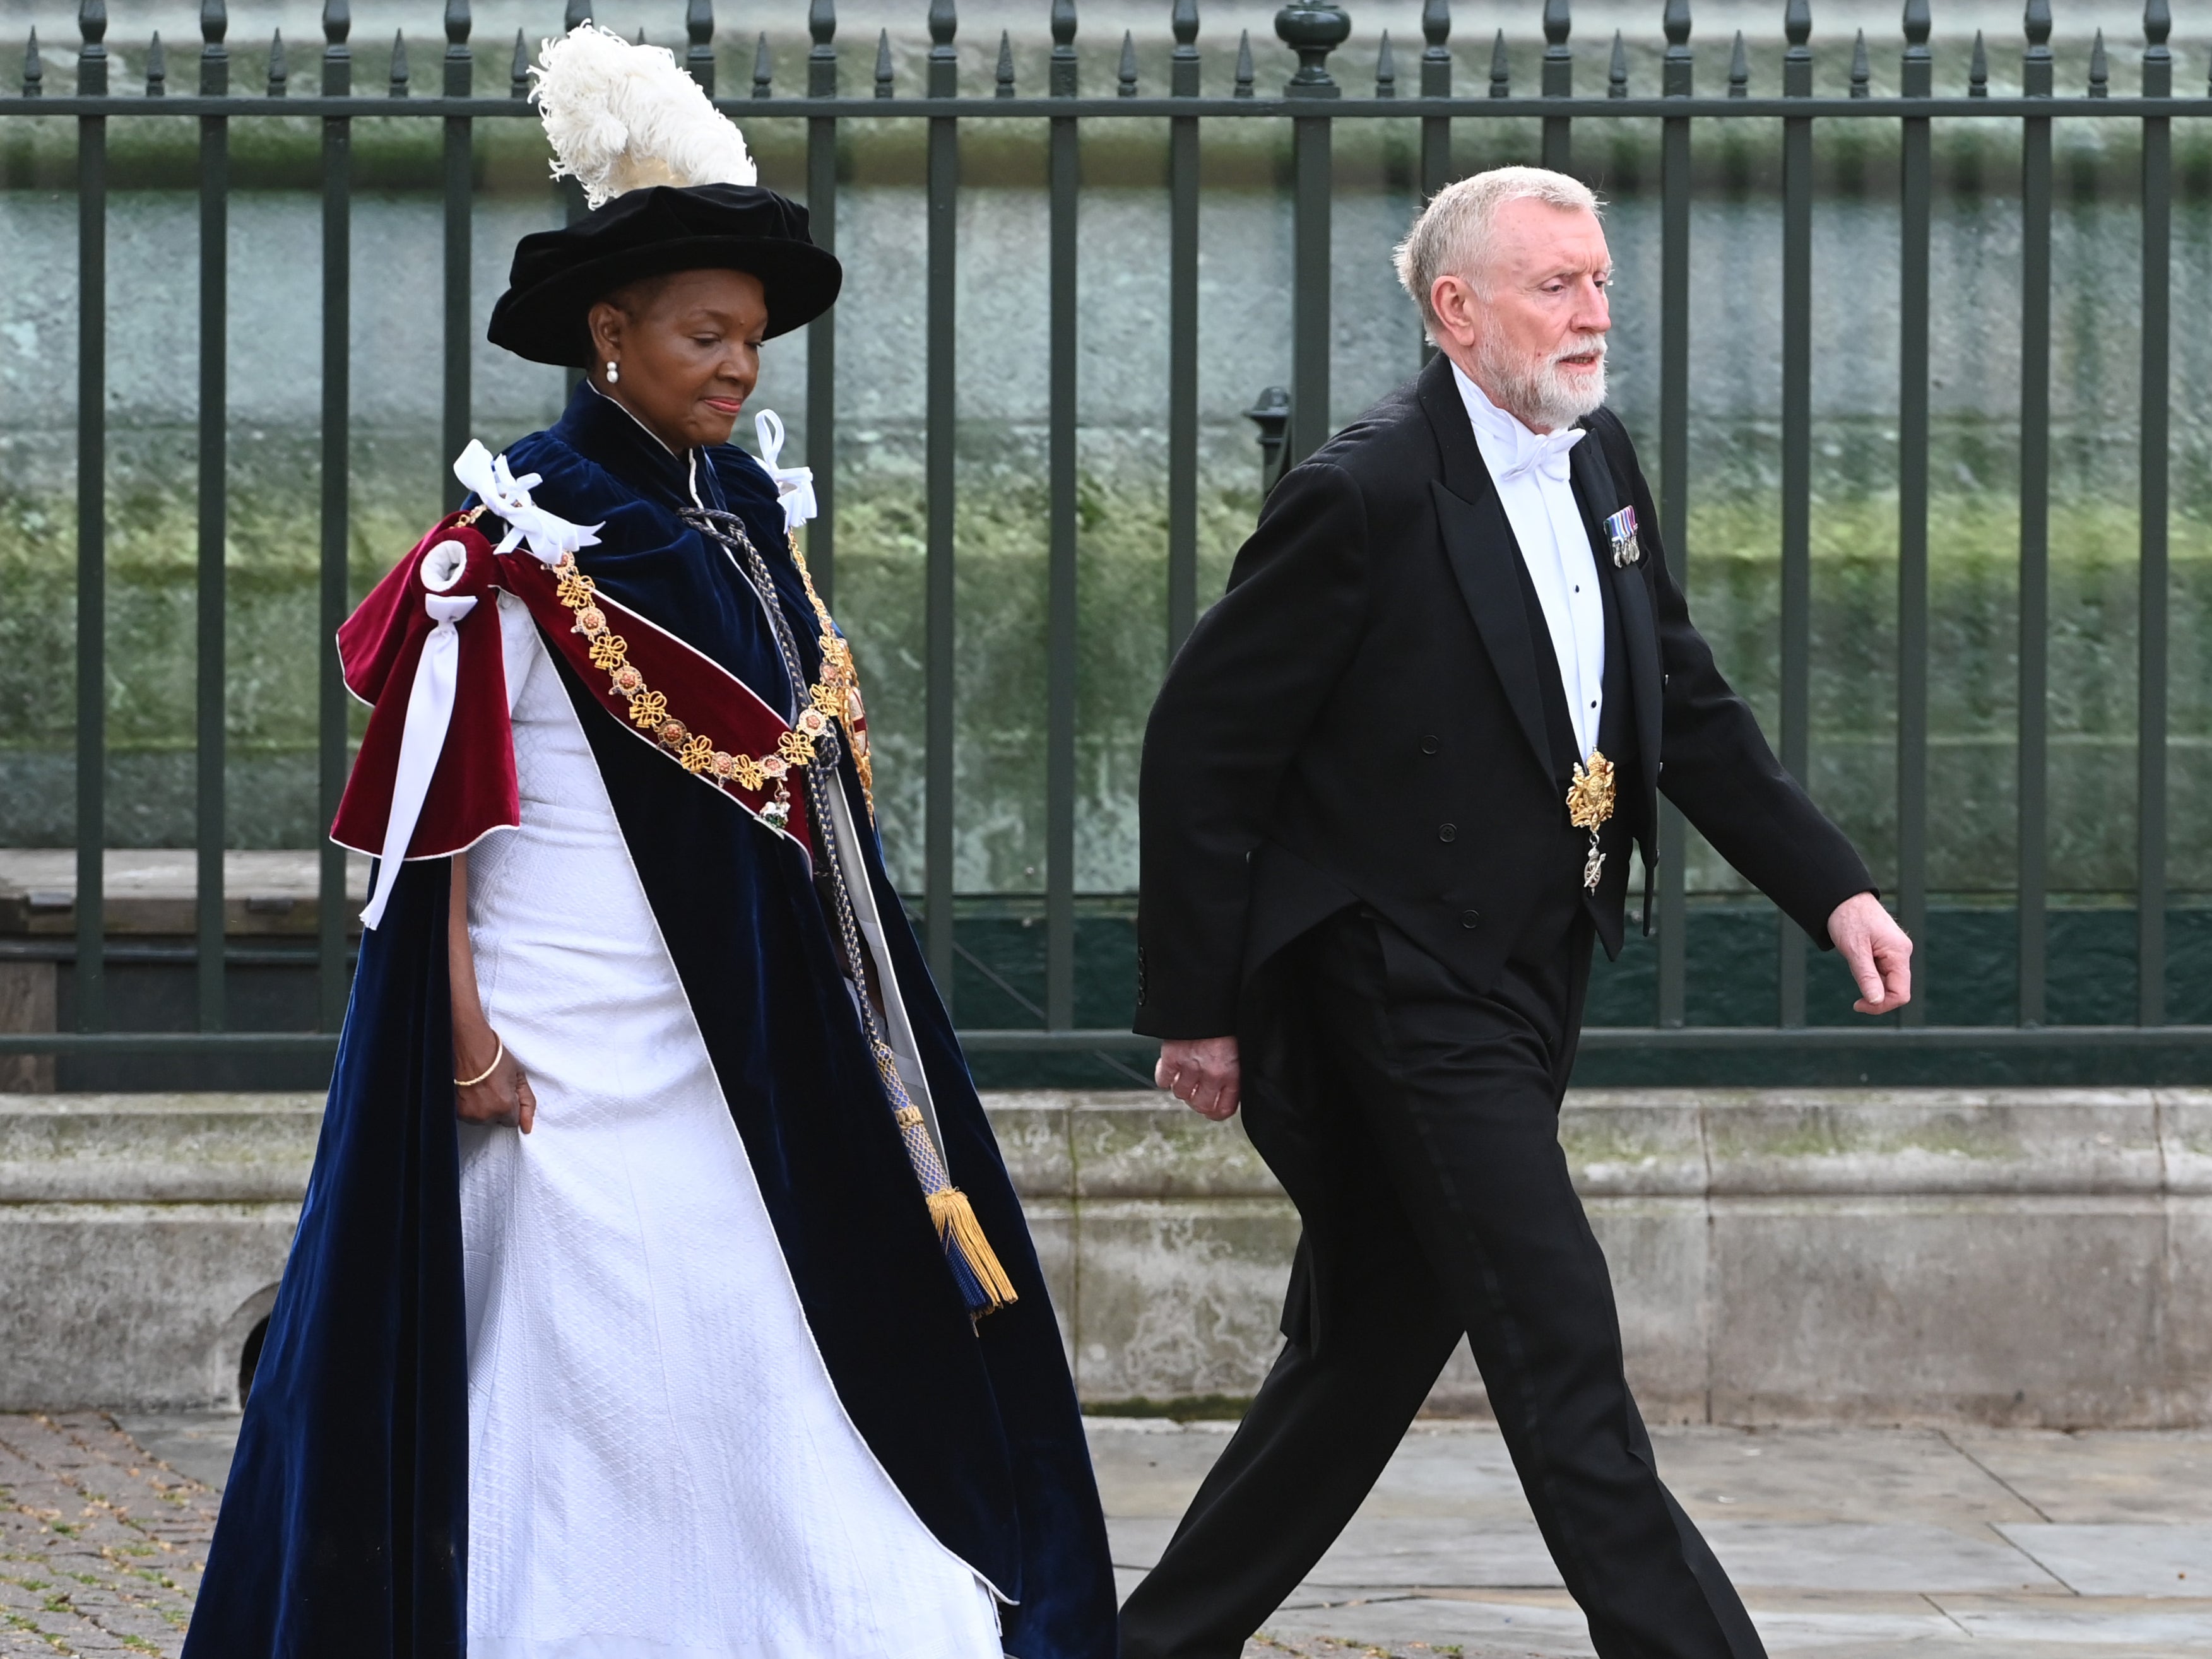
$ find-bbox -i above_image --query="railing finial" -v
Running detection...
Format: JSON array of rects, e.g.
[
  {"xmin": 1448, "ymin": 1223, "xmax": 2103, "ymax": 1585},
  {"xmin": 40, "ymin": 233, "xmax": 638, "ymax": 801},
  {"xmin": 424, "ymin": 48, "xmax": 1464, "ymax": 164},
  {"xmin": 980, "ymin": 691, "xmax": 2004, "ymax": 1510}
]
[
  {"xmin": 23, "ymin": 27, "xmax": 42, "ymax": 97},
  {"xmin": 1849, "ymin": 27, "xmax": 1869, "ymax": 92},
  {"xmin": 1967, "ymin": 27, "xmax": 1987, "ymax": 93},
  {"xmin": 2086, "ymin": 26, "xmax": 2107, "ymax": 93},
  {"xmin": 1275, "ymin": 0, "xmax": 1351, "ymax": 97},
  {"xmin": 1423, "ymin": 0, "xmax": 1450, "ymax": 51},
  {"xmin": 1051, "ymin": 0, "xmax": 1078, "ymax": 97},
  {"xmin": 146, "ymin": 31, "xmax": 167, "ymax": 95},
  {"xmin": 78, "ymin": 1, "xmax": 105, "ymax": 52},
  {"xmin": 808, "ymin": 0, "xmax": 837, "ymax": 98},
  {"xmin": 1233, "ymin": 27, "xmax": 1254, "ymax": 94},
  {"xmin": 201, "ymin": 0, "xmax": 228, "ymax": 97},
  {"xmin": 752, "ymin": 30, "xmax": 772, "ymax": 95},
  {"xmin": 1728, "ymin": 27, "xmax": 1749, "ymax": 93},
  {"xmin": 1664, "ymin": 0, "xmax": 1691, "ymax": 51},
  {"xmin": 1541, "ymin": 0, "xmax": 1571, "ymax": 97},
  {"xmin": 687, "ymin": 1, "xmax": 715, "ymax": 93},
  {"xmin": 995, "ymin": 28, "xmax": 1014, "ymax": 94},
  {"xmin": 1489, "ymin": 27, "xmax": 1510, "ymax": 95},
  {"xmin": 1608, "ymin": 27, "xmax": 1627, "ymax": 93},
  {"xmin": 2142, "ymin": 0, "xmax": 2170, "ymax": 95},
  {"xmin": 268, "ymin": 28, "xmax": 288, "ymax": 95},
  {"xmin": 1902, "ymin": 0, "xmax": 1931, "ymax": 50},
  {"xmin": 444, "ymin": 1, "xmax": 470, "ymax": 97},
  {"xmin": 1172, "ymin": 0, "xmax": 1200, "ymax": 94},
  {"xmin": 389, "ymin": 27, "xmax": 408, "ymax": 95},
  {"xmin": 322, "ymin": 1, "xmax": 348, "ymax": 98},
  {"xmin": 927, "ymin": 0, "xmax": 957, "ymax": 97},
  {"xmin": 2143, "ymin": 0, "xmax": 2170, "ymax": 50},
  {"xmin": 564, "ymin": 3, "xmax": 591, "ymax": 34},
  {"xmin": 1118, "ymin": 28, "xmax": 1139, "ymax": 93},
  {"xmin": 874, "ymin": 27, "xmax": 894, "ymax": 95},
  {"xmin": 510, "ymin": 27, "xmax": 528, "ymax": 95},
  {"xmin": 1376, "ymin": 29, "xmax": 1396, "ymax": 95},
  {"xmin": 2022, "ymin": 0, "xmax": 2051, "ymax": 93},
  {"xmin": 1785, "ymin": 0, "xmax": 1811, "ymax": 50}
]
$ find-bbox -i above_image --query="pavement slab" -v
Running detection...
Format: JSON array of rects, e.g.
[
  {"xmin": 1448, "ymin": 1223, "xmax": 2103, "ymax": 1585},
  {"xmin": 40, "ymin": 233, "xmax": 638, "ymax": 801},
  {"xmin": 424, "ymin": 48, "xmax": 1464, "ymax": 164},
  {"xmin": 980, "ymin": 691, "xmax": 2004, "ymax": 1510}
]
[{"xmin": 8, "ymin": 1411, "xmax": 2212, "ymax": 1657}]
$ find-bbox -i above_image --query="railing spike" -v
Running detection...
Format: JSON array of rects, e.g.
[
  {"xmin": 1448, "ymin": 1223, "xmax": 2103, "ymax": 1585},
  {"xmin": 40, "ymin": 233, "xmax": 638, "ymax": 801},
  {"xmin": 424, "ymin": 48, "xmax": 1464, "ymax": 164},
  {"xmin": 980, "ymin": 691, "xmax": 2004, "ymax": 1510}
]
[
  {"xmin": 1233, "ymin": 26, "xmax": 1253, "ymax": 95},
  {"xmin": 1376, "ymin": 28, "xmax": 1397, "ymax": 95},
  {"xmin": 634, "ymin": 27, "xmax": 646, "ymax": 47},
  {"xmin": 1967, "ymin": 27, "xmax": 1987, "ymax": 93},
  {"xmin": 1489, "ymin": 27, "xmax": 1510, "ymax": 96},
  {"xmin": 752, "ymin": 29, "xmax": 771, "ymax": 96},
  {"xmin": 1118, "ymin": 27, "xmax": 1138, "ymax": 94},
  {"xmin": 1728, "ymin": 27, "xmax": 1749, "ymax": 93},
  {"xmin": 687, "ymin": 1, "xmax": 714, "ymax": 93},
  {"xmin": 1609, "ymin": 27, "xmax": 1627, "ymax": 94},
  {"xmin": 268, "ymin": 28, "xmax": 288, "ymax": 95},
  {"xmin": 389, "ymin": 27, "xmax": 408, "ymax": 95},
  {"xmin": 146, "ymin": 30, "xmax": 167, "ymax": 95},
  {"xmin": 23, "ymin": 27, "xmax": 41, "ymax": 97},
  {"xmin": 995, "ymin": 27, "xmax": 1014, "ymax": 94},
  {"xmin": 510, "ymin": 27, "xmax": 528, "ymax": 96},
  {"xmin": 2087, "ymin": 26, "xmax": 2107, "ymax": 93},
  {"xmin": 873, "ymin": 27, "xmax": 893, "ymax": 95},
  {"xmin": 1664, "ymin": 0, "xmax": 1691, "ymax": 50},
  {"xmin": 1850, "ymin": 26, "xmax": 1869, "ymax": 92},
  {"xmin": 808, "ymin": 0, "xmax": 837, "ymax": 98}
]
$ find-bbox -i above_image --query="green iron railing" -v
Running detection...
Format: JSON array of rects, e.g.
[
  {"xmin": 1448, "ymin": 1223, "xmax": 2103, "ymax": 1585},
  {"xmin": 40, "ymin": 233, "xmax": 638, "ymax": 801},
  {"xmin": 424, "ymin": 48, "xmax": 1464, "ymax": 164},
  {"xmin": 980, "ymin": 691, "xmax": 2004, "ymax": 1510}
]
[{"xmin": 1, "ymin": 0, "xmax": 2208, "ymax": 1079}]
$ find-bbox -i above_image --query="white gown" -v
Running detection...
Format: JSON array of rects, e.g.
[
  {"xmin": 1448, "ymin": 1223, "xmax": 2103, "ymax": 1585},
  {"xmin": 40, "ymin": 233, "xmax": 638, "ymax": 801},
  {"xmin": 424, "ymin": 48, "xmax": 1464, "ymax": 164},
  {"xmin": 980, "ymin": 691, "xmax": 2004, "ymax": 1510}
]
[{"xmin": 457, "ymin": 593, "xmax": 1004, "ymax": 1659}]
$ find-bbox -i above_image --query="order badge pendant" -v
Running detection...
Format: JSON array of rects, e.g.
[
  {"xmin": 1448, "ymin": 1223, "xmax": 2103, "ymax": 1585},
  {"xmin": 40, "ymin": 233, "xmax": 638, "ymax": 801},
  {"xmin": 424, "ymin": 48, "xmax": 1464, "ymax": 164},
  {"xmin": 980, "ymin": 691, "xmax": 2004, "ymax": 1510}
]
[
  {"xmin": 1567, "ymin": 750, "xmax": 1617, "ymax": 893},
  {"xmin": 1603, "ymin": 505, "xmax": 1641, "ymax": 569}
]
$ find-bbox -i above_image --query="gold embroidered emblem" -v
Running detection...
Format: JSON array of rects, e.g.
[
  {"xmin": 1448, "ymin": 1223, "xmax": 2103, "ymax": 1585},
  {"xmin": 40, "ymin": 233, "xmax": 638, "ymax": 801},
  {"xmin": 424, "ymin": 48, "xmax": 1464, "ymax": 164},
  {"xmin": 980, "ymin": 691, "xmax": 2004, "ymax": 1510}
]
[{"xmin": 1566, "ymin": 750, "xmax": 1617, "ymax": 891}]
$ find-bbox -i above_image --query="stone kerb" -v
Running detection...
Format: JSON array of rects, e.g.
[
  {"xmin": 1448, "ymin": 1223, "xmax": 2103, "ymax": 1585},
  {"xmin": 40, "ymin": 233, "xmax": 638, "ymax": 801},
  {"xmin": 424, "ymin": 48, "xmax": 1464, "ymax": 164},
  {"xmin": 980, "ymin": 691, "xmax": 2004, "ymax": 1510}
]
[{"xmin": 1, "ymin": 1087, "xmax": 2207, "ymax": 1425}]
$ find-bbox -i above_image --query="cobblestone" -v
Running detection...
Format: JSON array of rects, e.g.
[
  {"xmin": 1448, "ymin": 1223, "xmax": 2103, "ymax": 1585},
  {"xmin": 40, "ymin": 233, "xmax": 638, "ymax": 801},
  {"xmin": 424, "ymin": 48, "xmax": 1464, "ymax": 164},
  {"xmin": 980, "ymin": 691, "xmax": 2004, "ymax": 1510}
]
[{"xmin": 0, "ymin": 1416, "xmax": 211, "ymax": 1659}]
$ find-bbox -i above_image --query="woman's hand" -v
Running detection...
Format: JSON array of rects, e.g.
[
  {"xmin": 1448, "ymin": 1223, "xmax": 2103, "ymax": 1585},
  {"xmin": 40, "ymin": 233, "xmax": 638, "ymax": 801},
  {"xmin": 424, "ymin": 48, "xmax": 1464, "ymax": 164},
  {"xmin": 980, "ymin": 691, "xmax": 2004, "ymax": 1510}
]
[{"xmin": 454, "ymin": 1024, "xmax": 536, "ymax": 1133}]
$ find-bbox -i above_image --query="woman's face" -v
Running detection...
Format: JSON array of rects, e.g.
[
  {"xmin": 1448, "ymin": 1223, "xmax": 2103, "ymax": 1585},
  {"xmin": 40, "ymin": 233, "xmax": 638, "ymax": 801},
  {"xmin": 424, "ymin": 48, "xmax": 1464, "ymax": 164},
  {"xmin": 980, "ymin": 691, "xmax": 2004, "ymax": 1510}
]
[{"xmin": 586, "ymin": 268, "xmax": 769, "ymax": 452}]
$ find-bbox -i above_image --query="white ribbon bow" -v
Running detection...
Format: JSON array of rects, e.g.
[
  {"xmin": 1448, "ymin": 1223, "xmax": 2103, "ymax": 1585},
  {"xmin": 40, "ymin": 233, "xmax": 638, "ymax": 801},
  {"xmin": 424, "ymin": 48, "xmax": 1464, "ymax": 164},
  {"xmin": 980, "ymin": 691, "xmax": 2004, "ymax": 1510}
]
[
  {"xmin": 753, "ymin": 410, "xmax": 817, "ymax": 533},
  {"xmin": 1494, "ymin": 424, "xmax": 1585, "ymax": 485},
  {"xmin": 451, "ymin": 440, "xmax": 605, "ymax": 565},
  {"xmin": 359, "ymin": 540, "xmax": 477, "ymax": 930}
]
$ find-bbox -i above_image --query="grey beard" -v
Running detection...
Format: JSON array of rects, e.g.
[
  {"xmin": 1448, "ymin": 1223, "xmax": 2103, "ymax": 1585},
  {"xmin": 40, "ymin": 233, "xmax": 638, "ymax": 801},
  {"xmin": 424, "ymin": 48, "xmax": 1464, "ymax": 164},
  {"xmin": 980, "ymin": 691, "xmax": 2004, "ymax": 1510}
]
[{"xmin": 1477, "ymin": 335, "xmax": 1609, "ymax": 432}]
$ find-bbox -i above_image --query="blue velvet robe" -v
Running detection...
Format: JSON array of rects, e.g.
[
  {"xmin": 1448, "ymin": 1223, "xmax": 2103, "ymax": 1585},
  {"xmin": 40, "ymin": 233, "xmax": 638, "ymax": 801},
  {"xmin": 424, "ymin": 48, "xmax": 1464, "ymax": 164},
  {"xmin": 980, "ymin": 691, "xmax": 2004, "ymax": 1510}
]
[{"xmin": 182, "ymin": 384, "xmax": 1118, "ymax": 1659}]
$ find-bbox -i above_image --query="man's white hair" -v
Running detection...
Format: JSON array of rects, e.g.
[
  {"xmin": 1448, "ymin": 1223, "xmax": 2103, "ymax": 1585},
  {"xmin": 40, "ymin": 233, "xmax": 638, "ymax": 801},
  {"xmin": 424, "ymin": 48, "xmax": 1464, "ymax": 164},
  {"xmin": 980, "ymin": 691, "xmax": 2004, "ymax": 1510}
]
[{"xmin": 1393, "ymin": 167, "xmax": 1602, "ymax": 343}]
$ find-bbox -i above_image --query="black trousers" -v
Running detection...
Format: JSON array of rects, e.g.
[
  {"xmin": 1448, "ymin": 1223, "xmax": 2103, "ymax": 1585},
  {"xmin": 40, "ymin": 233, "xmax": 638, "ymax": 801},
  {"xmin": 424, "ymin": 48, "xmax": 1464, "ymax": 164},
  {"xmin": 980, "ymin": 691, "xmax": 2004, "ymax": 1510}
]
[{"xmin": 1119, "ymin": 907, "xmax": 1766, "ymax": 1659}]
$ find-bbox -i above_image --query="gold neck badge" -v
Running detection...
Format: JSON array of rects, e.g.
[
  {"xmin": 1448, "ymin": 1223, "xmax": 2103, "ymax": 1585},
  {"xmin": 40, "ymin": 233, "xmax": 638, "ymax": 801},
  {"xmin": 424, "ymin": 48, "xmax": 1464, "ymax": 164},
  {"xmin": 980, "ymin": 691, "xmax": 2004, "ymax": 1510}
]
[{"xmin": 1566, "ymin": 750, "xmax": 1616, "ymax": 891}]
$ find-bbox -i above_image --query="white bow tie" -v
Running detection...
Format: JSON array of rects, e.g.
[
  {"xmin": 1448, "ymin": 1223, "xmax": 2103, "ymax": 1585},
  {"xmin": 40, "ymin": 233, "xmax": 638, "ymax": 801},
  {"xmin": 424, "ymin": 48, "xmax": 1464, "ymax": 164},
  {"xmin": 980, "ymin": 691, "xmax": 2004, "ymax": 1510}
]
[{"xmin": 1494, "ymin": 424, "xmax": 1585, "ymax": 485}]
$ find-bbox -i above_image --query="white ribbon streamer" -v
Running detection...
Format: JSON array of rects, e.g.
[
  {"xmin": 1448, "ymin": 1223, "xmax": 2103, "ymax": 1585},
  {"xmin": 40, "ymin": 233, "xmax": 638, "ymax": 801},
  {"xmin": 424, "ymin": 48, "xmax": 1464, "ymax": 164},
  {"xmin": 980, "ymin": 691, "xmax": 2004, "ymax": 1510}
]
[
  {"xmin": 360, "ymin": 541, "xmax": 478, "ymax": 930},
  {"xmin": 752, "ymin": 410, "xmax": 817, "ymax": 533}
]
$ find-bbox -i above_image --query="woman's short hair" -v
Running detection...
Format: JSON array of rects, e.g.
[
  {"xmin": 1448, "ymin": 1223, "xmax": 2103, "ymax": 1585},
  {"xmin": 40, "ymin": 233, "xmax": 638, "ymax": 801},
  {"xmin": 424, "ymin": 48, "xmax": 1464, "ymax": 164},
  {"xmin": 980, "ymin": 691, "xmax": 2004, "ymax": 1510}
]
[{"xmin": 1393, "ymin": 167, "xmax": 1604, "ymax": 342}]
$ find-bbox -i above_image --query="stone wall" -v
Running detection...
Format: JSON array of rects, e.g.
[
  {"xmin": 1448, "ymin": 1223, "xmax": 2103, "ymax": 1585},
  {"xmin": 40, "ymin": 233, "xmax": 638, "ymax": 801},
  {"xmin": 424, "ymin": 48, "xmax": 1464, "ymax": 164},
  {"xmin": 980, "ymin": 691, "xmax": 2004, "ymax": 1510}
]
[{"xmin": 1, "ymin": 1087, "xmax": 2207, "ymax": 1425}]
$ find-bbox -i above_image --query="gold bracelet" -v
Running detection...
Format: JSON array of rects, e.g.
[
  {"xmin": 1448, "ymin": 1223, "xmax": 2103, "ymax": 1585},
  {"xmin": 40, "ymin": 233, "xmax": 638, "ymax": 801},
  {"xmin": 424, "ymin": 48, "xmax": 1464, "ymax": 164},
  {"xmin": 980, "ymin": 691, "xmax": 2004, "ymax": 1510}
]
[{"xmin": 454, "ymin": 1034, "xmax": 504, "ymax": 1089}]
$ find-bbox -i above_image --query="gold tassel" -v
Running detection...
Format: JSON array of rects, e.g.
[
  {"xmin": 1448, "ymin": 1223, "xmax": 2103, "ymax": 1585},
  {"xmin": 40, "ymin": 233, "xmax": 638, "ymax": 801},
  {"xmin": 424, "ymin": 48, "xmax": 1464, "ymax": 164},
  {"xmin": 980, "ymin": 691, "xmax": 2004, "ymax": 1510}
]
[{"xmin": 927, "ymin": 1187, "xmax": 1020, "ymax": 1315}]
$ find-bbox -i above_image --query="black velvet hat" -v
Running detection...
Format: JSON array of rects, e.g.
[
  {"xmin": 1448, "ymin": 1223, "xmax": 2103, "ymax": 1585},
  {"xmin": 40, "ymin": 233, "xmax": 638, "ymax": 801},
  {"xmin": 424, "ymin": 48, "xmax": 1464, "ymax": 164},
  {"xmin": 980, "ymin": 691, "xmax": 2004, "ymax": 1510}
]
[{"xmin": 487, "ymin": 183, "xmax": 843, "ymax": 368}]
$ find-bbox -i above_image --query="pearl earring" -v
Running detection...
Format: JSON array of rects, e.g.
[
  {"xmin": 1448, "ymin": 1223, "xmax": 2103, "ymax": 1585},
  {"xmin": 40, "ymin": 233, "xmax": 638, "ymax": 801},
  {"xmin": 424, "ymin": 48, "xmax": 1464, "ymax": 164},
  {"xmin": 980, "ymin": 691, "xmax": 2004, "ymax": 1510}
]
[{"xmin": 606, "ymin": 360, "xmax": 620, "ymax": 384}]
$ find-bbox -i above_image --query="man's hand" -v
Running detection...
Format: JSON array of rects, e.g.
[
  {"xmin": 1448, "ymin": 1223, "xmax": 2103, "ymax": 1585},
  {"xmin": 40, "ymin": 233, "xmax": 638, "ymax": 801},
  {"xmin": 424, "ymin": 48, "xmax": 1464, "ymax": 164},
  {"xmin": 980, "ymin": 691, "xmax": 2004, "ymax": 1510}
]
[
  {"xmin": 1157, "ymin": 1036, "xmax": 1241, "ymax": 1121},
  {"xmin": 1830, "ymin": 892, "xmax": 1912, "ymax": 1016}
]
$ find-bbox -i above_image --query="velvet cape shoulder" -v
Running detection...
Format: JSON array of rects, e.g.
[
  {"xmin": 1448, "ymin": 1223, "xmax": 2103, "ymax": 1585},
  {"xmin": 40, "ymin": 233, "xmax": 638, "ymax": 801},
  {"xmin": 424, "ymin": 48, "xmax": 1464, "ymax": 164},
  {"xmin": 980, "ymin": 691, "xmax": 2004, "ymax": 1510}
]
[{"xmin": 182, "ymin": 385, "xmax": 1116, "ymax": 1659}]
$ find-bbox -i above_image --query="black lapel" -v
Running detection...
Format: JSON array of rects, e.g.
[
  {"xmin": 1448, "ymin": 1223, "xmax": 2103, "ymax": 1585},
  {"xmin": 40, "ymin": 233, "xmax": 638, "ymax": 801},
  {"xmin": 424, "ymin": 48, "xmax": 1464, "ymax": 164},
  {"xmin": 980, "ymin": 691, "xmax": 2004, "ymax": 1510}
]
[
  {"xmin": 1569, "ymin": 423, "xmax": 1662, "ymax": 818},
  {"xmin": 1419, "ymin": 358, "xmax": 1555, "ymax": 782}
]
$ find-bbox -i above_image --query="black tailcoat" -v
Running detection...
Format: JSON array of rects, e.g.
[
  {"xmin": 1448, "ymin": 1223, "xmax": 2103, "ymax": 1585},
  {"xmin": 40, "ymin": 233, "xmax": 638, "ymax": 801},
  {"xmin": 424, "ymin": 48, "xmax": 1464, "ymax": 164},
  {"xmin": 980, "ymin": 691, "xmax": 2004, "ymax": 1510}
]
[{"xmin": 1133, "ymin": 352, "xmax": 1872, "ymax": 1041}]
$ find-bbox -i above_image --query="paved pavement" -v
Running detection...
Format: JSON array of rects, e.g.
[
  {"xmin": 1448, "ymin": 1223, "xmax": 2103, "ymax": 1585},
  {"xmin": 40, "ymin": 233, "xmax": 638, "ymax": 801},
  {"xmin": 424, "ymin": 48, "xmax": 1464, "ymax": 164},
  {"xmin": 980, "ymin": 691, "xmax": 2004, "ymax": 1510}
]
[{"xmin": 4, "ymin": 1410, "xmax": 2209, "ymax": 1656}]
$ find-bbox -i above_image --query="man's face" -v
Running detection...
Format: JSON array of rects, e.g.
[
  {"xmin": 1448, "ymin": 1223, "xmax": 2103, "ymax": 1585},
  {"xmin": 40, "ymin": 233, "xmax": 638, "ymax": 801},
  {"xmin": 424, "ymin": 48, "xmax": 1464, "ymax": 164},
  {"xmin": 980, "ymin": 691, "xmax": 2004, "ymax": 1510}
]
[{"xmin": 1431, "ymin": 199, "xmax": 1614, "ymax": 433}]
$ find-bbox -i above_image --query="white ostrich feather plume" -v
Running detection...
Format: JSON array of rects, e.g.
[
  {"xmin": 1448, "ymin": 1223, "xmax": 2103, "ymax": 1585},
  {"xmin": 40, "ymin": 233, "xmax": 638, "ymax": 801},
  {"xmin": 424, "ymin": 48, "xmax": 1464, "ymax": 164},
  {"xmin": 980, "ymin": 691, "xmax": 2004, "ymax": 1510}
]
[{"xmin": 531, "ymin": 23, "xmax": 757, "ymax": 210}]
